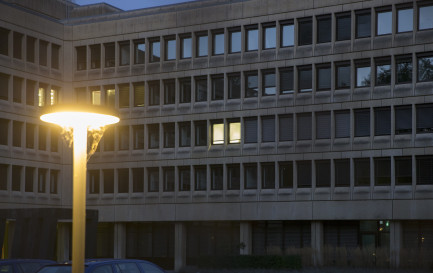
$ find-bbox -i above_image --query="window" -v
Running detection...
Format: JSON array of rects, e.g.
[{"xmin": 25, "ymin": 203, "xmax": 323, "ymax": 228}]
[
  {"xmin": 279, "ymin": 114, "xmax": 293, "ymax": 141},
  {"xmin": 280, "ymin": 21, "xmax": 294, "ymax": 47},
  {"xmin": 0, "ymin": 27, "xmax": 9, "ymax": 56},
  {"xmin": 195, "ymin": 77, "xmax": 207, "ymax": 102},
  {"xmin": 417, "ymin": 104, "xmax": 433, "ymax": 133},
  {"xmin": 148, "ymin": 124, "xmax": 159, "ymax": 149},
  {"xmin": 132, "ymin": 125, "xmax": 144, "ymax": 150},
  {"xmin": 103, "ymin": 127, "xmax": 114, "ymax": 151},
  {"xmin": 259, "ymin": 163, "xmax": 274, "ymax": 189},
  {"xmin": 279, "ymin": 162, "xmax": 293, "ymax": 188},
  {"xmin": 211, "ymin": 75, "xmax": 224, "ymax": 100},
  {"xmin": 26, "ymin": 80, "xmax": 35, "ymax": 105},
  {"xmin": 38, "ymin": 125, "xmax": 47, "ymax": 151},
  {"xmin": 179, "ymin": 122, "xmax": 191, "ymax": 147},
  {"xmin": 262, "ymin": 116, "xmax": 275, "ymax": 142},
  {"xmin": 117, "ymin": 168, "xmax": 129, "ymax": 193},
  {"xmin": 105, "ymin": 85, "xmax": 115, "ymax": 107},
  {"xmin": 228, "ymin": 120, "xmax": 241, "ymax": 144},
  {"xmin": 90, "ymin": 44, "xmax": 101, "ymax": 69},
  {"xmin": 39, "ymin": 40, "xmax": 48, "ymax": 66},
  {"xmin": 418, "ymin": 54, "xmax": 433, "ymax": 82},
  {"xmin": 38, "ymin": 168, "xmax": 47, "ymax": 193},
  {"xmin": 118, "ymin": 125, "xmax": 129, "ymax": 151},
  {"xmin": 134, "ymin": 40, "xmax": 145, "ymax": 64},
  {"xmin": 13, "ymin": 76, "xmax": 22, "ymax": 103},
  {"xmin": 0, "ymin": 119, "xmax": 8, "ymax": 146},
  {"xmin": 356, "ymin": 10, "xmax": 371, "ymax": 38},
  {"xmin": 91, "ymin": 87, "xmax": 101, "ymax": 105},
  {"xmin": 263, "ymin": 24, "xmax": 276, "ymax": 49},
  {"xmin": 375, "ymin": 58, "xmax": 391, "ymax": 85},
  {"xmin": 26, "ymin": 36, "xmax": 35, "ymax": 62},
  {"xmin": 181, "ymin": 35, "xmax": 192, "ymax": 59},
  {"xmin": 194, "ymin": 166, "xmax": 207, "ymax": 191},
  {"xmin": 374, "ymin": 157, "xmax": 390, "ymax": 186},
  {"xmin": 262, "ymin": 70, "xmax": 276, "ymax": 96},
  {"xmin": 163, "ymin": 167, "xmax": 175, "ymax": 192},
  {"xmin": 104, "ymin": 43, "xmax": 115, "ymax": 67},
  {"xmin": 245, "ymin": 72, "xmax": 258, "ymax": 97},
  {"xmin": 354, "ymin": 158, "xmax": 370, "ymax": 186},
  {"xmin": 317, "ymin": 15, "xmax": 331, "ymax": 43},
  {"xmin": 316, "ymin": 64, "xmax": 331, "ymax": 91},
  {"xmin": 395, "ymin": 156, "xmax": 412, "ymax": 185},
  {"xmin": 0, "ymin": 73, "xmax": 9, "ymax": 101},
  {"xmin": 298, "ymin": 18, "xmax": 312, "ymax": 46},
  {"xmin": 246, "ymin": 26, "xmax": 258, "ymax": 51},
  {"xmin": 210, "ymin": 165, "xmax": 223, "ymax": 190},
  {"xmin": 0, "ymin": 164, "xmax": 7, "ymax": 190},
  {"xmin": 213, "ymin": 31, "xmax": 224, "ymax": 55},
  {"xmin": 212, "ymin": 121, "xmax": 224, "ymax": 145},
  {"xmin": 335, "ymin": 110, "xmax": 350, "ymax": 138},
  {"xmin": 227, "ymin": 164, "xmax": 240, "ymax": 190},
  {"xmin": 335, "ymin": 159, "xmax": 350, "ymax": 187},
  {"xmin": 297, "ymin": 161, "xmax": 311, "ymax": 188},
  {"xmin": 76, "ymin": 46, "xmax": 86, "ymax": 70},
  {"xmin": 355, "ymin": 61, "xmax": 371, "ymax": 87},
  {"xmin": 147, "ymin": 167, "xmax": 159, "ymax": 192},
  {"xmin": 163, "ymin": 123, "xmax": 175, "ymax": 148},
  {"xmin": 280, "ymin": 68, "xmax": 293, "ymax": 94},
  {"xmin": 119, "ymin": 84, "xmax": 129, "ymax": 108},
  {"xmin": 419, "ymin": 5, "xmax": 433, "ymax": 30},
  {"xmin": 197, "ymin": 33, "xmax": 208, "ymax": 57},
  {"xmin": 12, "ymin": 165, "xmax": 21, "ymax": 191},
  {"xmin": 89, "ymin": 170, "xmax": 100, "ymax": 194},
  {"xmin": 51, "ymin": 127, "xmax": 59, "ymax": 152},
  {"xmin": 26, "ymin": 123, "xmax": 35, "ymax": 149},
  {"xmin": 165, "ymin": 37, "xmax": 176, "ymax": 60},
  {"xmin": 336, "ymin": 63, "xmax": 351, "ymax": 89},
  {"xmin": 178, "ymin": 166, "xmax": 190, "ymax": 191},
  {"xmin": 397, "ymin": 8, "xmax": 413, "ymax": 32},
  {"xmin": 374, "ymin": 107, "xmax": 391, "ymax": 136},
  {"xmin": 316, "ymin": 160, "xmax": 331, "ymax": 187},
  {"xmin": 417, "ymin": 156, "xmax": 433, "ymax": 185},
  {"xmin": 355, "ymin": 109, "xmax": 370, "ymax": 137},
  {"xmin": 38, "ymin": 83, "xmax": 47, "ymax": 107},
  {"xmin": 133, "ymin": 82, "xmax": 144, "ymax": 107},
  {"xmin": 228, "ymin": 73, "xmax": 240, "ymax": 99},
  {"xmin": 244, "ymin": 117, "xmax": 258, "ymax": 143},
  {"xmin": 179, "ymin": 77, "xmax": 191, "ymax": 103},
  {"xmin": 395, "ymin": 55, "xmax": 412, "ymax": 84},
  {"xmin": 148, "ymin": 81, "xmax": 160, "ymax": 106},
  {"xmin": 25, "ymin": 167, "xmax": 34, "ymax": 192},
  {"xmin": 50, "ymin": 86, "xmax": 59, "ymax": 106},
  {"xmin": 298, "ymin": 66, "xmax": 312, "ymax": 92},
  {"xmin": 336, "ymin": 13, "xmax": 351, "ymax": 41},
  {"xmin": 164, "ymin": 80, "xmax": 175, "ymax": 105},
  {"xmin": 13, "ymin": 32, "xmax": 23, "ymax": 59},
  {"xmin": 316, "ymin": 112, "xmax": 331, "ymax": 139},
  {"xmin": 13, "ymin": 121, "xmax": 22, "ymax": 147},
  {"xmin": 244, "ymin": 163, "xmax": 257, "ymax": 189},
  {"xmin": 297, "ymin": 113, "xmax": 312, "ymax": 140},
  {"xmin": 150, "ymin": 39, "xmax": 160, "ymax": 62},
  {"xmin": 377, "ymin": 9, "xmax": 392, "ymax": 35},
  {"xmin": 229, "ymin": 28, "xmax": 241, "ymax": 53},
  {"xmin": 195, "ymin": 121, "xmax": 207, "ymax": 146},
  {"xmin": 395, "ymin": 105, "xmax": 412, "ymax": 134}
]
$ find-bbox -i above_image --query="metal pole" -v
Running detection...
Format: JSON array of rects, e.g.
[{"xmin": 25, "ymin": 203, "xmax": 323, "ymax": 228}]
[{"xmin": 72, "ymin": 125, "xmax": 87, "ymax": 273}]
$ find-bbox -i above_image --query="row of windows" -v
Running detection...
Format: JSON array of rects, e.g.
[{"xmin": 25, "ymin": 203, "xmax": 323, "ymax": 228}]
[
  {"xmin": 75, "ymin": 52, "xmax": 433, "ymax": 109},
  {"xmin": 87, "ymin": 154, "xmax": 430, "ymax": 194},
  {"xmin": 73, "ymin": 3, "xmax": 433, "ymax": 70},
  {"xmin": 0, "ymin": 27, "xmax": 60, "ymax": 69},
  {"xmin": 0, "ymin": 164, "xmax": 59, "ymax": 194}
]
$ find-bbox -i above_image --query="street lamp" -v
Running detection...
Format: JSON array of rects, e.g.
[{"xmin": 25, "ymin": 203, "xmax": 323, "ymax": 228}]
[{"xmin": 40, "ymin": 104, "xmax": 119, "ymax": 273}]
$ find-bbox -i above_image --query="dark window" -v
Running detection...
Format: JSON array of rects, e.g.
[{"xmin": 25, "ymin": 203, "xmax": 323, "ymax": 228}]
[
  {"xmin": 26, "ymin": 36, "xmax": 35, "ymax": 62},
  {"xmin": 395, "ymin": 105, "xmax": 412, "ymax": 134},
  {"xmin": 164, "ymin": 80, "xmax": 175, "ymax": 105},
  {"xmin": 354, "ymin": 158, "xmax": 370, "ymax": 186},
  {"xmin": 118, "ymin": 125, "xmax": 129, "ymax": 151},
  {"xmin": 76, "ymin": 46, "xmax": 86, "ymax": 70},
  {"xmin": 181, "ymin": 36, "xmax": 192, "ymax": 58},
  {"xmin": 37, "ymin": 168, "xmax": 46, "ymax": 193},
  {"xmin": 336, "ymin": 13, "xmax": 351, "ymax": 41},
  {"xmin": 119, "ymin": 41, "xmax": 130, "ymax": 66},
  {"xmin": 395, "ymin": 156, "xmax": 412, "ymax": 185},
  {"xmin": 355, "ymin": 109, "xmax": 370, "ymax": 137},
  {"xmin": 297, "ymin": 161, "xmax": 311, "ymax": 188},
  {"xmin": 280, "ymin": 68, "xmax": 293, "ymax": 94},
  {"xmin": 377, "ymin": 9, "xmax": 392, "ymax": 35},
  {"xmin": 281, "ymin": 22, "xmax": 294, "ymax": 47},
  {"xmin": 195, "ymin": 77, "xmax": 207, "ymax": 102},
  {"xmin": 416, "ymin": 156, "xmax": 433, "ymax": 185},
  {"xmin": 26, "ymin": 123, "xmax": 35, "ymax": 149},
  {"xmin": 50, "ymin": 171, "xmax": 59, "ymax": 194},
  {"xmin": 133, "ymin": 168, "xmax": 144, "ymax": 193},
  {"xmin": 148, "ymin": 124, "xmax": 159, "ymax": 149},
  {"xmin": 0, "ymin": 119, "xmax": 8, "ymax": 146},
  {"xmin": 90, "ymin": 44, "xmax": 101, "ymax": 69},
  {"xmin": 13, "ymin": 76, "xmax": 22, "ymax": 103},
  {"xmin": 211, "ymin": 75, "xmax": 224, "ymax": 100},
  {"xmin": 132, "ymin": 125, "xmax": 144, "ymax": 150},
  {"xmin": 147, "ymin": 167, "xmax": 159, "ymax": 192},
  {"xmin": 25, "ymin": 167, "xmax": 34, "ymax": 192},
  {"xmin": 51, "ymin": 127, "xmax": 59, "ymax": 152},
  {"xmin": 336, "ymin": 63, "xmax": 351, "ymax": 89},
  {"xmin": 104, "ymin": 43, "xmax": 115, "ymax": 67},
  {"xmin": 51, "ymin": 44, "xmax": 60, "ymax": 69},
  {"xmin": 13, "ymin": 32, "xmax": 23, "ymax": 59},
  {"xmin": 396, "ymin": 55, "xmax": 412, "ymax": 84},
  {"xmin": 133, "ymin": 82, "xmax": 144, "ymax": 107},
  {"xmin": 12, "ymin": 165, "xmax": 21, "ymax": 192},
  {"xmin": 376, "ymin": 58, "xmax": 391, "ymax": 85},
  {"xmin": 244, "ymin": 117, "xmax": 258, "ymax": 143},
  {"xmin": 374, "ymin": 157, "xmax": 391, "ymax": 186},
  {"xmin": 316, "ymin": 160, "xmax": 331, "ymax": 187},
  {"xmin": 262, "ymin": 116, "xmax": 275, "ymax": 142},
  {"xmin": 228, "ymin": 73, "xmax": 240, "ymax": 99},
  {"xmin": 229, "ymin": 28, "xmax": 241, "ymax": 53},
  {"xmin": 0, "ymin": 73, "xmax": 9, "ymax": 101},
  {"xmin": 213, "ymin": 31, "xmax": 224, "ymax": 55},
  {"xmin": 316, "ymin": 65, "xmax": 331, "ymax": 91},
  {"xmin": 397, "ymin": 8, "xmax": 413, "ymax": 33},
  {"xmin": 117, "ymin": 168, "xmax": 129, "ymax": 193},
  {"xmin": 317, "ymin": 15, "xmax": 331, "ymax": 43},
  {"xmin": 148, "ymin": 81, "xmax": 160, "ymax": 106},
  {"xmin": 374, "ymin": 107, "xmax": 391, "ymax": 136},
  {"xmin": 419, "ymin": 5, "xmax": 433, "ymax": 30},
  {"xmin": 165, "ymin": 37, "xmax": 176, "ymax": 60},
  {"xmin": 103, "ymin": 169, "xmax": 114, "ymax": 193},
  {"xmin": 89, "ymin": 170, "xmax": 99, "ymax": 194},
  {"xmin": 261, "ymin": 163, "xmax": 275, "ymax": 189},
  {"xmin": 179, "ymin": 122, "xmax": 191, "ymax": 147},
  {"xmin": 297, "ymin": 113, "xmax": 312, "ymax": 140},
  {"xmin": 163, "ymin": 123, "xmax": 175, "ymax": 148},
  {"xmin": 13, "ymin": 121, "xmax": 22, "ymax": 147},
  {"xmin": 179, "ymin": 77, "xmax": 191, "ymax": 103},
  {"xmin": 134, "ymin": 40, "xmax": 145, "ymax": 64},
  {"xmin": 279, "ymin": 162, "xmax": 293, "ymax": 188},
  {"xmin": 245, "ymin": 72, "xmax": 258, "ymax": 97},
  {"xmin": 316, "ymin": 111, "xmax": 331, "ymax": 139},
  {"xmin": 150, "ymin": 39, "xmax": 160, "ymax": 62},
  {"xmin": 38, "ymin": 125, "xmax": 47, "ymax": 151},
  {"xmin": 39, "ymin": 40, "xmax": 48, "ymax": 66},
  {"xmin": 0, "ymin": 27, "xmax": 9, "ymax": 56},
  {"xmin": 416, "ymin": 104, "xmax": 433, "ymax": 133},
  {"xmin": 246, "ymin": 26, "xmax": 258, "ymax": 51},
  {"xmin": 262, "ymin": 70, "xmax": 276, "ymax": 96},
  {"xmin": 263, "ymin": 24, "xmax": 276, "ymax": 49},
  {"xmin": 210, "ymin": 165, "xmax": 223, "ymax": 190},
  {"xmin": 335, "ymin": 110, "xmax": 350, "ymax": 138},
  {"xmin": 195, "ymin": 121, "xmax": 207, "ymax": 146},
  {"xmin": 163, "ymin": 167, "xmax": 175, "ymax": 192},
  {"xmin": 356, "ymin": 61, "xmax": 371, "ymax": 87},
  {"xmin": 356, "ymin": 10, "xmax": 371, "ymax": 38},
  {"xmin": 335, "ymin": 159, "xmax": 350, "ymax": 187},
  {"xmin": 103, "ymin": 127, "xmax": 114, "ymax": 151},
  {"xmin": 279, "ymin": 114, "xmax": 293, "ymax": 141},
  {"xmin": 298, "ymin": 18, "xmax": 312, "ymax": 46},
  {"xmin": 197, "ymin": 33, "xmax": 208, "ymax": 57},
  {"xmin": 227, "ymin": 164, "xmax": 240, "ymax": 190},
  {"xmin": 298, "ymin": 66, "xmax": 312, "ymax": 92},
  {"xmin": 119, "ymin": 84, "xmax": 129, "ymax": 108},
  {"xmin": 105, "ymin": 86, "xmax": 115, "ymax": 107},
  {"xmin": 194, "ymin": 166, "xmax": 207, "ymax": 191},
  {"xmin": 418, "ymin": 54, "xmax": 433, "ymax": 82},
  {"xmin": 178, "ymin": 166, "xmax": 190, "ymax": 191},
  {"xmin": 244, "ymin": 163, "xmax": 257, "ymax": 189}
]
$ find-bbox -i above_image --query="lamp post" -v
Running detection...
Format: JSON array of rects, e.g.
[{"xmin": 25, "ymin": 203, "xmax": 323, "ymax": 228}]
[{"xmin": 40, "ymin": 104, "xmax": 119, "ymax": 273}]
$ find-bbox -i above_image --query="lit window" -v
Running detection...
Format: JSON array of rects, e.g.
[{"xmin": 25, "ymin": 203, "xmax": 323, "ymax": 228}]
[
  {"xmin": 229, "ymin": 121, "xmax": 240, "ymax": 144},
  {"xmin": 92, "ymin": 90, "xmax": 101, "ymax": 105},
  {"xmin": 377, "ymin": 9, "xmax": 392, "ymax": 35},
  {"xmin": 105, "ymin": 86, "xmax": 115, "ymax": 107},
  {"xmin": 212, "ymin": 122, "xmax": 224, "ymax": 145},
  {"xmin": 397, "ymin": 8, "xmax": 413, "ymax": 33},
  {"xmin": 38, "ymin": 86, "xmax": 46, "ymax": 107},
  {"xmin": 419, "ymin": 5, "xmax": 433, "ymax": 30},
  {"xmin": 50, "ymin": 87, "xmax": 58, "ymax": 105}
]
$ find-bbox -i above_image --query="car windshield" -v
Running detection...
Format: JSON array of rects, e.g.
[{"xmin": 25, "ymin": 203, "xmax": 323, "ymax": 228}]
[
  {"xmin": 19, "ymin": 263, "xmax": 49, "ymax": 273},
  {"xmin": 37, "ymin": 266, "xmax": 72, "ymax": 273}
]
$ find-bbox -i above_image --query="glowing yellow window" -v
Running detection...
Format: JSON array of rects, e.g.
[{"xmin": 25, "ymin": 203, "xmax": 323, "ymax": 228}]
[
  {"xmin": 38, "ymin": 87, "xmax": 45, "ymax": 107},
  {"xmin": 212, "ymin": 123, "xmax": 224, "ymax": 145},
  {"xmin": 106, "ymin": 88, "xmax": 115, "ymax": 107},
  {"xmin": 50, "ymin": 88, "xmax": 57, "ymax": 105},
  {"xmin": 229, "ymin": 122, "xmax": 241, "ymax": 143},
  {"xmin": 92, "ymin": 90, "xmax": 101, "ymax": 105}
]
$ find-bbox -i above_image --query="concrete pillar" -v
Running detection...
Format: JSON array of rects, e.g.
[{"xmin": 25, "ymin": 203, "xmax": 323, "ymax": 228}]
[
  {"xmin": 114, "ymin": 223, "xmax": 126, "ymax": 259},
  {"xmin": 311, "ymin": 221, "xmax": 323, "ymax": 266},
  {"xmin": 239, "ymin": 222, "xmax": 252, "ymax": 255},
  {"xmin": 174, "ymin": 222, "xmax": 187, "ymax": 272},
  {"xmin": 56, "ymin": 223, "xmax": 70, "ymax": 262},
  {"xmin": 390, "ymin": 221, "xmax": 402, "ymax": 268}
]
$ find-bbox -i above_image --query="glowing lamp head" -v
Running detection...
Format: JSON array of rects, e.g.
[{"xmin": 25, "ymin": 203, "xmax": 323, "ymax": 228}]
[{"xmin": 40, "ymin": 104, "xmax": 119, "ymax": 129}]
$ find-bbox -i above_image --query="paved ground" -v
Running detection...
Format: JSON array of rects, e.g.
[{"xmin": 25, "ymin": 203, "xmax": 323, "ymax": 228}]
[{"xmin": 173, "ymin": 267, "xmax": 431, "ymax": 273}]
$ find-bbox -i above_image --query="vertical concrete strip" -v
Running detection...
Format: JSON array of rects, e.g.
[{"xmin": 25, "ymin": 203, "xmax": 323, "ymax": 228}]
[
  {"xmin": 114, "ymin": 222, "xmax": 126, "ymax": 259},
  {"xmin": 239, "ymin": 222, "xmax": 252, "ymax": 255},
  {"xmin": 311, "ymin": 221, "xmax": 323, "ymax": 266},
  {"xmin": 174, "ymin": 222, "xmax": 187, "ymax": 272},
  {"xmin": 390, "ymin": 221, "xmax": 402, "ymax": 268}
]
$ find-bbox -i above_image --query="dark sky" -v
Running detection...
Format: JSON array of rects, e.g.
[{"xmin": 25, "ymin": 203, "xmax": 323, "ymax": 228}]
[{"xmin": 75, "ymin": 0, "xmax": 196, "ymax": 11}]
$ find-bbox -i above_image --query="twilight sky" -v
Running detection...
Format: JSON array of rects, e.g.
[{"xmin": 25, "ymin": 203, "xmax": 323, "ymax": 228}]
[{"xmin": 75, "ymin": 0, "xmax": 196, "ymax": 10}]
